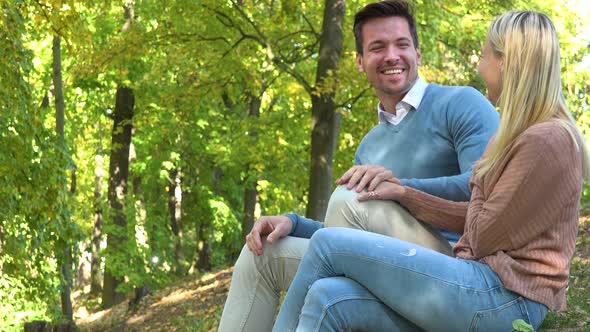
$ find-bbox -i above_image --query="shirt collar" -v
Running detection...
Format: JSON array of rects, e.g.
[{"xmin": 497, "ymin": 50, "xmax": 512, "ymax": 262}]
[
  {"xmin": 403, "ymin": 76, "xmax": 427, "ymax": 110},
  {"xmin": 377, "ymin": 77, "xmax": 427, "ymax": 114}
]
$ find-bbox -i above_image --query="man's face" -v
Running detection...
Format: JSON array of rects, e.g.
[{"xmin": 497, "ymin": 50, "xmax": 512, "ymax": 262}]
[{"xmin": 356, "ymin": 16, "xmax": 421, "ymax": 103}]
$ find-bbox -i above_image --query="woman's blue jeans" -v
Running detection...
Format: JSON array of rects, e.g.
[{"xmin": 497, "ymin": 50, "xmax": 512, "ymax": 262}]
[{"xmin": 273, "ymin": 228, "xmax": 548, "ymax": 332}]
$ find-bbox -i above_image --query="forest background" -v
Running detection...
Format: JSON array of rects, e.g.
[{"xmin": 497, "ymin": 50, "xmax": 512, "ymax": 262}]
[{"xmin": 1, "ymin": 0, "xmax": 589, "ymax": 330}]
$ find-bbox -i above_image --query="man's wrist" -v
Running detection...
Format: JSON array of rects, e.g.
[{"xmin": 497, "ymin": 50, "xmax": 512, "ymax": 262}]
[{"xmin": 282, "ymin": 213, "xmax": 297, "ymax": 235}]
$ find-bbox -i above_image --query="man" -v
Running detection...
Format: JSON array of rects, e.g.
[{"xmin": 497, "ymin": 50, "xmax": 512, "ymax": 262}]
[{"xmin": 218, "ymin": 1, "xmax": 499, "ymax": 331}]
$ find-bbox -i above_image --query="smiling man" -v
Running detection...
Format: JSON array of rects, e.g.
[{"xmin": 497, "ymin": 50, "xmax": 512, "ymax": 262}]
[
  {"xmin": 358, "ymin": 15, "xmax": 421, "ymax": 112},
  {"xmin": 218, "ymin": 1, "xmax": 499, "ymax": 331}
]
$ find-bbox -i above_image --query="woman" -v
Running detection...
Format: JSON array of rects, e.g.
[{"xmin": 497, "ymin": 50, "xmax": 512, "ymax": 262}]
[{"xmin": 272, "ymin": 10, "xmax": 590, "ymax": 332}]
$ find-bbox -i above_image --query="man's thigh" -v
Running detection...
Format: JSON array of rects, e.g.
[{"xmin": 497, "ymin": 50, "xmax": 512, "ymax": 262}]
[
  {"xmin": 219, "ymin": 236, "xmax": 310, "ymax": 332},
  {"xmin": 252, "ymin": 236, "xmax": 310, "ymax": 290}
]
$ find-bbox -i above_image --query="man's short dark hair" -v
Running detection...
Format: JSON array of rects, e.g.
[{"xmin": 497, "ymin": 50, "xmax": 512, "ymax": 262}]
[{"xmin": 353, "ymin": 0, "xmax": 419, "ymax": 54}]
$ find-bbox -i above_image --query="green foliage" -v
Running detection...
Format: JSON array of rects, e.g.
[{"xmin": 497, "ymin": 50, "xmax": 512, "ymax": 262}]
[
  {"xmin": 512, "ymin": 319, "xmax": 535, "ymax": 332},
  {"xmin": 2, "ymin": 0, "xmax": 589, "ymax": 327},
  {"xmin": 0, "ymin": 274, "xmax": 61, "ymax": 331}
]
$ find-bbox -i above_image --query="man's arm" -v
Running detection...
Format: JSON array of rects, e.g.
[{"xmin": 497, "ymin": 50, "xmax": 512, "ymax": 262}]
[
  {"xmin": 284, "ymin": 213, "xmax": 324, "ymax": 238},
  {"xmin": 400, "ymin": 87, "xmax": 499, "ymax": 201}
]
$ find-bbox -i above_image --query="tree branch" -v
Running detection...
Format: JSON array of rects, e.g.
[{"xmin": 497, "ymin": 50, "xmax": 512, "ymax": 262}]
[{"xmin": 336, "ymin": 86, "xmax": 371, "ymax": 110}]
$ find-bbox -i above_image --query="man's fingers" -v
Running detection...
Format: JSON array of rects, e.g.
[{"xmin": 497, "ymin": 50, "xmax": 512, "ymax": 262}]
[
  {"xmin": 246, "ymin": 233, "xmax": 259, "ymax": 255},
  {"xmin": 252, "ymin": 231, "xmax": 262, "ymax": 254},
  {"xmin": 245, "ymin": 234, "xmax": 253, "ymax": 252},
  {"xmin": 267, "ymin": 222, "xmax": 288, "ymax": 244},
  {"xmin": 245, "ymin": 223, "xmax": 264, "ymax": 255},
  {"xmin": 337, "ymin": 167, "xmax": 358, "ymax": 184},
  {"xmin": 356, "ymin": 168, "xmax": 382, "ymax": 192},
  {"xmin": 347, "ymin": 169, "xmax": 365, "ymax": 190}
]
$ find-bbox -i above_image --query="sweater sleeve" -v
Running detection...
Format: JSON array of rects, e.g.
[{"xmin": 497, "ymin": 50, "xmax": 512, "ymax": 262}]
[
  {"xmin": 284, "ymin": 213, "xmax": 324, "ymax": 238},
  {"xmin": 400, "ymin": 87, "xmax": 499, "ymax": 201},
  {"xmin": 462, "ymin": 127, "xmax": 581, "ymax": 258},
  {"xmin": 398, "ymin": 187, "xmax": 469, "ymax": 234}
]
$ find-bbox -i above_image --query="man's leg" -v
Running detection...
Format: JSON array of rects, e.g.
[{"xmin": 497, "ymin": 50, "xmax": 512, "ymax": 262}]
[
  {"xmin": 324, "ymin": 185, "xmax": 452, "ymax": 255},
  {"xmin": 218, "ymin": 236, "xmax": 309, "ymax": 332}
]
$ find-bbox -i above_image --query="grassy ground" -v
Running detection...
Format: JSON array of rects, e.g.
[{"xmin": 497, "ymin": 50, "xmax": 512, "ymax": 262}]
[
  {"xmin": 74, "ymin": 218, "xmax": 590, "ymax": 331},
  {"xmin": 538, "ymin": 218, "xmax": 590, "ymax": 331}
]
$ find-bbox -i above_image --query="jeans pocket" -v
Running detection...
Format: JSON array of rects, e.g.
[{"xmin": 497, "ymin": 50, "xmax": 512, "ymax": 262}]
[{"xmin": 470, "ymin": 297, "xmax": 530, "ymax": 332}]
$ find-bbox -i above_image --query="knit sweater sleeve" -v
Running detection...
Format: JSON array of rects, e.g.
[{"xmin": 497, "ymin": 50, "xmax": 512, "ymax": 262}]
[
  {"xmin": 462, "ymin": 125, "xmax": 580, "ymax": 258},
  {"xmin": 397, "ymin": 187, "xmax": 469, "ymax": 234}
]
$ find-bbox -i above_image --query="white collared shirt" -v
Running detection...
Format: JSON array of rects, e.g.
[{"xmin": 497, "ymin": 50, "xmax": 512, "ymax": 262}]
[{"xmin": 378, "ymin": 77, "xmax": 428, "ymax": 125}]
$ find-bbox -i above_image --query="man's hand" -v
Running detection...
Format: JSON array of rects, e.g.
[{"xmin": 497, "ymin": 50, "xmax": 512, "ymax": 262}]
[
  {"xmin": 357, "ymin": 181, "xmax": 406, "ymax": 202},
  {"xmin": 336, "ymin": 165, "xmax": 400, "ymax": 192},
  {"xmin": 245, "ymin": 215, "xmax": 293, "ymax": 256}
]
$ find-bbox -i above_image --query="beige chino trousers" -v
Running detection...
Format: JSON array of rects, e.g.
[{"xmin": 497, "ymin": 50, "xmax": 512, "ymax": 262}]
[{"xmin": 217, "ymin": 185, "xmax": 452, "ymax": 332}]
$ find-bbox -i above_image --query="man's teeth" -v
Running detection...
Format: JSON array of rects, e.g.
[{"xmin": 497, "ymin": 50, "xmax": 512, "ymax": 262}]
[{"xmin": 383, "ymin": 69, "xmax": 403, "ymax": 74}]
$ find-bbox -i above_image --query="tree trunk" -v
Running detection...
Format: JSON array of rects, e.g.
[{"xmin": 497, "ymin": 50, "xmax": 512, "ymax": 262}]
[
  {"xmin": 90, "ymin": 153, "xmax": 104, "ymax": 295},
  {"xmin": 102, "ymin": 86, "xmax": 134, "ymax": 309},
  {"xmin": 168, "ymin": 168, "xmax": 184, "ymax": 275},
  {"xmin": 52, "ymin": 35, "xmax": 74, "ymax": 323},
  {"xmin": 53, "ymin": 37, "xmax": 65, "ymax": 138},
  {"xmin": 241, "ymin": 94, "xmax": 261, "ymax": 242},
  {"xmin": 241, "ymin": 187, "xmax": 257, "ymax": 241},
  {"xmin": 196, "ymin": 224, "xmax": 212, "ymax": 271},
  {"xmin": 305, "ymin": 0, "xmax": 345, "ymax": 221},
  {"xmin": 195, "ymin": 167, "xmax": 222, "ymax": 271}
]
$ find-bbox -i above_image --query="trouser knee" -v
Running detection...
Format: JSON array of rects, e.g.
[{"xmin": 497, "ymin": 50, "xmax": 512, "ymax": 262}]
[{"xmin": 324, "ymin": 185, "xmax": 366, "ymax": 228}]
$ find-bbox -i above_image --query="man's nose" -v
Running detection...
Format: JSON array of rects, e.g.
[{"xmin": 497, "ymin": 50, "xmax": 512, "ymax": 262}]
[{"xmin": 383, "ymin": 45, "xmax": 400, "ymax": 62}]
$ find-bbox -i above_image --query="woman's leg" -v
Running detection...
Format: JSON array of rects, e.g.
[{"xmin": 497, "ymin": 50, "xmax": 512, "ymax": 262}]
[
  {"xmin": 273, "ymin": 228, "xmax": 547, "ymax": 332},
  {"xmin": 297, "ymin": 276, "xmax": 423, "ymax": 332}
]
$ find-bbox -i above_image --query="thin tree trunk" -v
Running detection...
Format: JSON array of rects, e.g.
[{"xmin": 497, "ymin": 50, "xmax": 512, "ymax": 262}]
[
  {"xmin": 242, "ymin": 187, "xmax": 257, "ymax": 241},
  {"xmin": 305, "ymin": 0, "xmax": 345, "ymax": 221},
  {"xmin": 90, "ymin": 153, "xmax": 104, "ymax": 295},
  {"xmin": 53, "ymin": 37, "xmax": 65, "ymax": 138},
  {"xmin": 102, "ymin": 86, "xmax": 134, "ymax": 309},
  {"xmin": 52, "ymin": 35, "xmax": 73, "ymax": 322},
  {"xmin": 101, "ymin": 0, "xmax": 136, "ymax": 309},
  {"xmin": 241, "ymin": 94, "xmax": 261, "ymax": 242},
  {"xmin": 195, "ymin": 167, "xmax": 222, "ymax": 271},
  {"xmin": 168, "ymin": 168, "xmax": 184, "ymax": 275}
]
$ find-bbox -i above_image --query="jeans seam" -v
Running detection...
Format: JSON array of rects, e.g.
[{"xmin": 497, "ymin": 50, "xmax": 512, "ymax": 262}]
[
  {"xmin": 331, "ymin": 251, "xmax": 501, "ymax": 293},
  {"xmin": 314, "ymin": 296, "xmax": 383, "ymax": 332},
  {"xmin": 469, "ymin": 296, "xmax": 528, "ymax": 331}
]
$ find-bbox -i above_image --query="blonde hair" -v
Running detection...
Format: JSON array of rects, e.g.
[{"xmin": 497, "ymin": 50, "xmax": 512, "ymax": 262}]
[{"xmin": 476, "ymin": 11, "xmax": 590, "ymax": 181}]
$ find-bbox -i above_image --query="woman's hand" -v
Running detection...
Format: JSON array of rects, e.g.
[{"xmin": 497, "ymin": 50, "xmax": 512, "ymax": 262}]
[{"xmin": 357, "ymin": 180, "xmax": 406, "ymax": 202}]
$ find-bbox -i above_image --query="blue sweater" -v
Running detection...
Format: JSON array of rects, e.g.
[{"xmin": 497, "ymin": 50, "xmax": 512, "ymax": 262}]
[{"xmin": 288, "ymin": 84, "xmax": 499, "ymax": 238}]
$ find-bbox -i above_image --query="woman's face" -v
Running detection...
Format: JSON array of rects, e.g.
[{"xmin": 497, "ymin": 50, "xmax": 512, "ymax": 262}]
[{"xmin": 478, "ymin": 40, "xmax": 503, "ymax": 104}]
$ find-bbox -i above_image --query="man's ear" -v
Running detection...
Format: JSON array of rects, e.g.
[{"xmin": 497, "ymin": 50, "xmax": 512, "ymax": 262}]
[
  {"xmin": 416, "ymin": 48, "xmax": 422, "ymax": 66},
  {"xmin": 356, "ymin": 53, "xmax": 364, "ymax": 72}
]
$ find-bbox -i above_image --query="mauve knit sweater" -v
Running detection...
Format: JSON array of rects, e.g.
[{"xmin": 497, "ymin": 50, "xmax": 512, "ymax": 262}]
[{"xmin": 398, "ymin": 120, "xmax": 583, "ymax": 311}]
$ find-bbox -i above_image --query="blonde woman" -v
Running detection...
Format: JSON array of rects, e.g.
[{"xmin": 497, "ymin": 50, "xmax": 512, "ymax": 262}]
[{"xmin": 273, "ymin": 10, "xmax": 589, "ymax": 332}]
